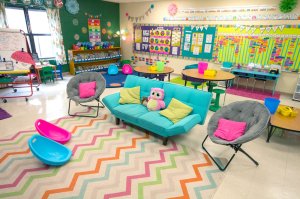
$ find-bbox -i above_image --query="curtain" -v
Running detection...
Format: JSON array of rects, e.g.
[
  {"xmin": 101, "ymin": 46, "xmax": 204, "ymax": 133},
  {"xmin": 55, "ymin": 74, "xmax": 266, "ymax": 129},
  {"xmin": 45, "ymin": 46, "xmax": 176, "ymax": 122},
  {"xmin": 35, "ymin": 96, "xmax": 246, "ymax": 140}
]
[
  {"xmin": 0, "ymin": 1, "xmax": 8, "ymax": 28},
  {"xmin": 46, "ymin": 8, "xmax": 66, "ymax": 64}
]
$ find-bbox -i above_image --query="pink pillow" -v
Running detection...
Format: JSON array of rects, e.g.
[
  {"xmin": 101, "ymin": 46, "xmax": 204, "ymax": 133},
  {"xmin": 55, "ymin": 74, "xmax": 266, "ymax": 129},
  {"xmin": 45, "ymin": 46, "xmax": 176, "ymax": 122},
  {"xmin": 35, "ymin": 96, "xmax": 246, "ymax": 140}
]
[
  {"xmin": 213, "ymin": 118, "xmax": 247, "ymax": 141},
  {"xmin": 79, "ymin": 81, "xmax": 96, "ymax": 98}
]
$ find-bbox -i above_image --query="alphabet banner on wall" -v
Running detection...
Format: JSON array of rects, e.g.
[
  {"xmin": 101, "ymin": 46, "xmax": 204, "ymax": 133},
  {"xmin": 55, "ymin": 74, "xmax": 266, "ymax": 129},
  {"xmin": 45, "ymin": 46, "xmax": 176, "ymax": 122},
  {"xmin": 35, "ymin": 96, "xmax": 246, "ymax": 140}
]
[
  {"xmin": 214, "ymin": 25, "xmax": 300, "ymax": 72},
  {"xmin": 182, "ymin": 25, "xmax": 216, "ymax": 59},
  {"xmin": 134, "ymin": 24, "xmax": 182, "ymax": 56}
]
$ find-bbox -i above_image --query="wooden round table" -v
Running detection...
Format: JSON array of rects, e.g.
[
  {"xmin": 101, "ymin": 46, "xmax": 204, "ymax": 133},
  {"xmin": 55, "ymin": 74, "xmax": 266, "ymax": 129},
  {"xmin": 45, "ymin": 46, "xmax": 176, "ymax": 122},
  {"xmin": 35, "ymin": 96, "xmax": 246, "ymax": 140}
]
[
  {"xmin": 182, "ymin": 69, "xmax": 235, "ymax": 90},
  {"xmin": 134, "ymin": 66, "xmax": 174, "ymax": 81},
  {"xmin": 267, "ymin": 105, "xmax": 300, "ymax": 142}
]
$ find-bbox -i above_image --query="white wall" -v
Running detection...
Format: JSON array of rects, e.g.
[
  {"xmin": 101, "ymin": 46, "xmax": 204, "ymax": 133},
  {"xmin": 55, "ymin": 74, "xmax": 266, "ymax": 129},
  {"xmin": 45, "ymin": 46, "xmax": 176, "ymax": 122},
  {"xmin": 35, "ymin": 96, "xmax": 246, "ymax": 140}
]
[{"xmin": 120, "ymin": 0, "xmax": 300, "ymax": 94}]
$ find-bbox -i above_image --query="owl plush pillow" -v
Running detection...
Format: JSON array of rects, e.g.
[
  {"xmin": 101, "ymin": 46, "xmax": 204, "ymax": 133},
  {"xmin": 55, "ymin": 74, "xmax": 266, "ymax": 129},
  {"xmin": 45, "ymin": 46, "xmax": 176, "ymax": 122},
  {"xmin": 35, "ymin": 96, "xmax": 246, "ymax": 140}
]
[{"xmin": 147, "ymin": 88, "xmax": 166, "ymax": 111}]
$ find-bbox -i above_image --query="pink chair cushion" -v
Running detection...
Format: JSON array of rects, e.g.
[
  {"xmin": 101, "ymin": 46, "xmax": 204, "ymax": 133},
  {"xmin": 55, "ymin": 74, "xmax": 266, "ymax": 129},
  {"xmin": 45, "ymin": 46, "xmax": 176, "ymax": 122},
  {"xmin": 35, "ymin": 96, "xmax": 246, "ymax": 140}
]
[
  {"xmin": 213, "ymin": 118, "xmax": 247, "ymax": 141},
  {"xmin": 79, "ymin": 81, "xmax": 96, "ymax": 98}
]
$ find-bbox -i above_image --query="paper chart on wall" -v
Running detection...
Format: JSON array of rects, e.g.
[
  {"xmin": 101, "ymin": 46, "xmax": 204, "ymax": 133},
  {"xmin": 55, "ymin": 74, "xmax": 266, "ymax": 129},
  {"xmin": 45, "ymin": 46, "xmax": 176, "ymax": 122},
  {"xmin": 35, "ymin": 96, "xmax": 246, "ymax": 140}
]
[
  {"xmin": 133, "ymin": 24, "xmax": 182, "ymax": 56},
  {"xmin": 88, "ymin": 18, "xmax": 101, "ymax": 43},
  {"xmin": 182, "ymin": 26, "xmax": 216, "ymax": 59}
]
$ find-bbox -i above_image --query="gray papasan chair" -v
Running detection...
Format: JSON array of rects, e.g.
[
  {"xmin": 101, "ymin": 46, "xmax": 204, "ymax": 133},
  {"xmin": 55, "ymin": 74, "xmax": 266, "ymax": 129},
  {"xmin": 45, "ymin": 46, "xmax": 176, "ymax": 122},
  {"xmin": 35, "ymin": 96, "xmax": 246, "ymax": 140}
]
[
  {"xmin": 67, "ymin": 72, "xmax": 106, "ymax": 118},
  {"xmin": 202, "ymin": 100, "xmax": 270, "ymax": 171}
]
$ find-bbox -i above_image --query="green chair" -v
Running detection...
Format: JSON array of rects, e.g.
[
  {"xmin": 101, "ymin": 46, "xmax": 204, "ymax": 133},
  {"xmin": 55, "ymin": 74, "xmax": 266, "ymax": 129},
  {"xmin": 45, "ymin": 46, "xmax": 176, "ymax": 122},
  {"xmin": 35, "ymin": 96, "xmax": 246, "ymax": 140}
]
[
  {"xmin": 209, "ymin": 89, "xmax": 225, "ymax": 112},
  {"xmin": 121, "ymin": 60, "xmax": 131, "ymax": 67},
  {"xmin": 184, "ymin": 64, "xmax": 204, "ymax": 89},
  {"xmin": 206, "ymin": 82, "xmax": 218, "ymax": 92},
  {"xmin": 49, "ymin": 60, "xmax": 63, "ymax": 80},
  {"xmin": 41, "ymin": 66, "xmax": 55, "ymax": 84}
]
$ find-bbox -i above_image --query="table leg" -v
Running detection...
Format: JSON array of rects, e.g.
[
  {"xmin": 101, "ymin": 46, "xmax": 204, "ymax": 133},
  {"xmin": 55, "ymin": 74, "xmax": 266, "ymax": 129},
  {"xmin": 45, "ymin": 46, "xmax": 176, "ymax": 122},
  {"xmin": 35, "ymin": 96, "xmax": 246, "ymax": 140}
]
[
  {"xmin": 272, "ymin": 78, "xmax": 278, "ymax": 96},
  {"xmin": 267, "ymin": 125, "xmax": 276, "ymax": 143},
  {"xmin": 223, "ymin": 80, "xmax": 228, "ymax": 106},
  {"xmin": 184, "ymin": 79, "xmax": 187, "ymax": 86},
  {"xmin": 168, "ymin": 73, "xmax": 170, "ymax": 82}
]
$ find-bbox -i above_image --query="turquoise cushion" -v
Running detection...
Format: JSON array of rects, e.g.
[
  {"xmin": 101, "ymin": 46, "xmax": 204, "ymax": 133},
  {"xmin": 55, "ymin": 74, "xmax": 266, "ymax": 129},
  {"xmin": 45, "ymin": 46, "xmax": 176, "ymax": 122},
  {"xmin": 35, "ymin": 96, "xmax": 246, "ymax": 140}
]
[
  {"xmin": 114, "ymin": 104, "xmax": 148, "ymax": 124},
  {"xmin": 138, "ymin": 112, "xmax": 173, "ymax": 136},
  {"xmin": 166, "ymin": 114, "xmax": 201, "ymax": 136},
  {"xmin": 124, "ymin": 75, "xmax": 164, "ymax": 99}
]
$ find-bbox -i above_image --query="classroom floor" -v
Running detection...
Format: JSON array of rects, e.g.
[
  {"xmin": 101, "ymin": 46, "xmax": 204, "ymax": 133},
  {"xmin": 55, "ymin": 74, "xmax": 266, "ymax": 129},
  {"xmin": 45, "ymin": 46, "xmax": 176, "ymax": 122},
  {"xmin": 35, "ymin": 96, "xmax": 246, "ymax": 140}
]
[{"xmin": 1, "ymin": 74, "xmax": 300, "ymax": 199}]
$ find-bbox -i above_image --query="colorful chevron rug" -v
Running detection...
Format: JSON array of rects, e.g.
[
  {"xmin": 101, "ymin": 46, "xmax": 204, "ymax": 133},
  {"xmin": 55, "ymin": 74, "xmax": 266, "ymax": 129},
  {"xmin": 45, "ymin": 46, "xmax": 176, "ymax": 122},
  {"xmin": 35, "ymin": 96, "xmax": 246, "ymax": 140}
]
[{"xmin": 0, "ymin": 113, "xmax": 224, "ymax": 199}]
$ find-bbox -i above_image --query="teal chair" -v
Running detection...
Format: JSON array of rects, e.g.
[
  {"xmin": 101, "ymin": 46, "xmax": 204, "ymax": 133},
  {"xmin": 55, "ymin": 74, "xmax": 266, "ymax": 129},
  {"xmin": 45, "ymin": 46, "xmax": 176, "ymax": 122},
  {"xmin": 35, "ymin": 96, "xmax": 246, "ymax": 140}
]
[
  {"xmin": 49, "ymin": 60, "xmax": 63, "ymax": 80},
  {"xmin": 184, "ymin": 64, "xmax": 204, "ymax": 89}
]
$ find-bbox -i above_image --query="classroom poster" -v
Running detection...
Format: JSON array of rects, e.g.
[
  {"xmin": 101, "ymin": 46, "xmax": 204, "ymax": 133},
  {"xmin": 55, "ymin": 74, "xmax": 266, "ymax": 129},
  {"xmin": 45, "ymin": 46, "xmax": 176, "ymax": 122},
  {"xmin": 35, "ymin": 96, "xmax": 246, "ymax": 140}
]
[
  {"xmin": 134, "ymin": 24, "xmax": 182, "ymax": 56},
  {"xmin": 213, "ymin": 25, "xmax": 300, "ymax": 72},
  {"xmin": 182, "ymin": 26, "xmax": 216, "ymax": 59},
  {"xmin": 88, "ymin": 18, "xmax": 101, "ymax": 43}
]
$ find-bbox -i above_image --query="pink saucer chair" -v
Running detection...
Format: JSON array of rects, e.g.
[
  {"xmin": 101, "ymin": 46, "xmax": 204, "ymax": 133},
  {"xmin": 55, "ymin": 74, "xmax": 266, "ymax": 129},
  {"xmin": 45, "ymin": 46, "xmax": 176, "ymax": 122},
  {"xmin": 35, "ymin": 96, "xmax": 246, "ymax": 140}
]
[
  {"xmin": 35, "ymin": 119, "xmax": 71, "ymax": 144},
  {"xmin": 122, "ymin": 64, "xmax": 133, "ymax": 75}
]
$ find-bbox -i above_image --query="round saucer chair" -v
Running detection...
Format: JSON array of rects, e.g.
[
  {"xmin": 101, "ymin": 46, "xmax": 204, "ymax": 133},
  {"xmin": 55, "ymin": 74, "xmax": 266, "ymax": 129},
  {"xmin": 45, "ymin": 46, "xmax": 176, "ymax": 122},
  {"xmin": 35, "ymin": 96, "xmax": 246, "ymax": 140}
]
[
  {"xmin": 202, "ymin": 100, "xmax": 270, "ymax": 171},
  {"xmin": 67, "ymin": 72, "xmax": 106, "ymax": 118}
]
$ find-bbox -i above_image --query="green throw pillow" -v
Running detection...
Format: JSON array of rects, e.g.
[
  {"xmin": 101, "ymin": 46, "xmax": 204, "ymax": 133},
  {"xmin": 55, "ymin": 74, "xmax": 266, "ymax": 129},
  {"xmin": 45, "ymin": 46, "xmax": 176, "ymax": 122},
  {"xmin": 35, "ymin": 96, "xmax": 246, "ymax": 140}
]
[
  {"xmin": 119, "ymin": 86, "xmax": 141, "ymax": 104},
  {"xmin": 160, "ymin": 98, "xmax": 193, "ymax": 123}
]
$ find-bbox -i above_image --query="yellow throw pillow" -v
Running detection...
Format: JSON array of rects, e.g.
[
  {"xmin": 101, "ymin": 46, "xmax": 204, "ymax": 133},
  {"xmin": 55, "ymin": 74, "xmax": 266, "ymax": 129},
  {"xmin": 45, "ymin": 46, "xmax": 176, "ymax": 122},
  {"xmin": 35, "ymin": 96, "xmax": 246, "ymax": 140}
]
[
  {"xmin": 160, "ymin": 98, "xmax": 193, "ymax": 123},
  {"xmin": 119, "ymin": 86, "xmax": 141, "ymax": 104}
]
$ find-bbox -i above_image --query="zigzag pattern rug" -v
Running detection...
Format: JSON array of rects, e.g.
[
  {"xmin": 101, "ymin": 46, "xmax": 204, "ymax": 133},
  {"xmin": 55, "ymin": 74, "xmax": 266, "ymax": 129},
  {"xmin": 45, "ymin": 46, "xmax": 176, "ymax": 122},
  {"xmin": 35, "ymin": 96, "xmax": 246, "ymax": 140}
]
[{"xmin": 0, "ymin": 113, "xmax": 224, "ymax": 199}]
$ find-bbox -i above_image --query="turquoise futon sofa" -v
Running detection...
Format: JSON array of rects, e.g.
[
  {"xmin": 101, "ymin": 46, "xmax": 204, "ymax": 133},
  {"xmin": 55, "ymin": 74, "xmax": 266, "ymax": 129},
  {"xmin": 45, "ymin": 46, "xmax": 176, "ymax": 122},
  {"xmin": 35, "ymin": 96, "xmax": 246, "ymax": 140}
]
[{"xmin": 103, "ymin": 75, "xmax": 212, "ymax": 145}]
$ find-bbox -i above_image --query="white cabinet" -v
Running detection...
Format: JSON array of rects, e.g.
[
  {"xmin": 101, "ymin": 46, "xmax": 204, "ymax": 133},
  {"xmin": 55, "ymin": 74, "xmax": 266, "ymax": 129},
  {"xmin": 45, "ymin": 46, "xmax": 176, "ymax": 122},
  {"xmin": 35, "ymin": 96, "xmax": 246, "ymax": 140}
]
[{"xmin": 293, "ymin": 74, "xmax": 300, "ymax": 101}]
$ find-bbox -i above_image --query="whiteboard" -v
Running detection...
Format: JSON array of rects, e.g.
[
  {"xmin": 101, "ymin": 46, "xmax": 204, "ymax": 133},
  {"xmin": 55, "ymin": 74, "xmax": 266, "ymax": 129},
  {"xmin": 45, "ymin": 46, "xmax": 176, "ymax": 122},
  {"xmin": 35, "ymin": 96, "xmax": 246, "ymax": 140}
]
[{"xmin": 0, "ymin": 28, "xmax": 31, "ymax": 70}]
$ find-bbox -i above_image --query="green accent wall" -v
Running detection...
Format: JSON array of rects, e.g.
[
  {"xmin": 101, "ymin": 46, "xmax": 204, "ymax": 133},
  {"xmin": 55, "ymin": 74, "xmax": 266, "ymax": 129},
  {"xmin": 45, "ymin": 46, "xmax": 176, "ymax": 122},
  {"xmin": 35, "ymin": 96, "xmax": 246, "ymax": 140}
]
[{"xmin": 59, "ymin": 0, "xmax": 120, "ymax": 71}]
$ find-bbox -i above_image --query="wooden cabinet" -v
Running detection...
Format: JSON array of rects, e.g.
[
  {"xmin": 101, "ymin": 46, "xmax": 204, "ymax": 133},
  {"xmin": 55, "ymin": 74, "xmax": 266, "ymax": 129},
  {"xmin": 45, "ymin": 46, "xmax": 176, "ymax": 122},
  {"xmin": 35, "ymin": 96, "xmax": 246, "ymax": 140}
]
[
  {"xmin": 68, "ymin": 47, "xmax": 121, "ymax": 75},
  {"xmin": 292, "ymin": 74, "xmax": 300, "ymax": 101}
]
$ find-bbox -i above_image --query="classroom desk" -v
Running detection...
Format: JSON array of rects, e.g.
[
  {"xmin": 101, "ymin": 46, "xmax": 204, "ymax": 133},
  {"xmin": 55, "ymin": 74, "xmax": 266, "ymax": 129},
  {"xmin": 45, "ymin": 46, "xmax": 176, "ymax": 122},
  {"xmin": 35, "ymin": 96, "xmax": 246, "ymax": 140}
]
[{"xmin": 231, "ymin": 68, "xmax": 280, "ymax": 96}]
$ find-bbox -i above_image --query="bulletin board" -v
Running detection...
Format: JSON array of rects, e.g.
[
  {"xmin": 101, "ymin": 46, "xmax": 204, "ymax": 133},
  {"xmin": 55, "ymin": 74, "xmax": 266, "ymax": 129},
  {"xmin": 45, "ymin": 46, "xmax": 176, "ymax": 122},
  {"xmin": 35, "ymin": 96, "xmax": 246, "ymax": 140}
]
[
  {"xmin": 181, "ymin": 26, "xmax": 216, "ymax": 59},
  {"xmin": 213, "ymin": 25, "xmax": 300, "ymax": 72},
  {"xmin": 134, "ymin": 24, "xmax": 182, "ymax": 56}
]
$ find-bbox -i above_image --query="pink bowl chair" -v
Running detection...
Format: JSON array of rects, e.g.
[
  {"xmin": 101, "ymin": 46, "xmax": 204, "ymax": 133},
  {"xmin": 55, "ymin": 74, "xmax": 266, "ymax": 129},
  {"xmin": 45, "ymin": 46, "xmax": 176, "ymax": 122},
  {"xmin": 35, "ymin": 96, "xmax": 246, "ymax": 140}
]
[{"xmin": 122, "ymin": 64, "xmax": 133, "ymax": 75}]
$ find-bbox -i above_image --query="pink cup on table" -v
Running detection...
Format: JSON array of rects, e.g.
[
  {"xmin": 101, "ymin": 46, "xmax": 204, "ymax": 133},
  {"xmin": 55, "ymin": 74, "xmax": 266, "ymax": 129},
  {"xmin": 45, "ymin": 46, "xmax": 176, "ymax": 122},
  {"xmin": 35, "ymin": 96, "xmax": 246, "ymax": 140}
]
[{"xmin": 198, "ymin": 62, "xmax": 208, "ymax": 74}]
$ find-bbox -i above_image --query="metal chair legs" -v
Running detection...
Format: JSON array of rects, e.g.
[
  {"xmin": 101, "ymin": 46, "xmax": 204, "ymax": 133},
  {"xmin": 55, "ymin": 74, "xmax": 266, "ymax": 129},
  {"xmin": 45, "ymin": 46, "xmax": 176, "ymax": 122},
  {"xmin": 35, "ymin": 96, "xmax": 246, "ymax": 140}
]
[
  {"xmin": 202, "ymin": 135, "xmax": 259, "ymax": 171},
  {"xmin": 68, "ymin": 98, "xmax": 105, "ymax": 118}
]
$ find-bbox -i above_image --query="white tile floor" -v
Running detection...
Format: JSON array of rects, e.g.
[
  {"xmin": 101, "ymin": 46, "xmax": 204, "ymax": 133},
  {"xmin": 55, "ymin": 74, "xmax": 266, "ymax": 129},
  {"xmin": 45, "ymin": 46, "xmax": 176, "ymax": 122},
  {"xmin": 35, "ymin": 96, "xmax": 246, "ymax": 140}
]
[{"xmin": 1, "ymin": 74, "xmax": 300, "ymax": 199}]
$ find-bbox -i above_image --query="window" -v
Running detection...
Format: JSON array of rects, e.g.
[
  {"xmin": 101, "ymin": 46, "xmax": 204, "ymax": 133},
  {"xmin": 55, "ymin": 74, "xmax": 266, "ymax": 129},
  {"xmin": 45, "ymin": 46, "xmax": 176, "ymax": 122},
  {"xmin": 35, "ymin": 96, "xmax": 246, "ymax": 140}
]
[{"xmin": 5, "ymin": 7, "xmax": 55, "ymax": 59}]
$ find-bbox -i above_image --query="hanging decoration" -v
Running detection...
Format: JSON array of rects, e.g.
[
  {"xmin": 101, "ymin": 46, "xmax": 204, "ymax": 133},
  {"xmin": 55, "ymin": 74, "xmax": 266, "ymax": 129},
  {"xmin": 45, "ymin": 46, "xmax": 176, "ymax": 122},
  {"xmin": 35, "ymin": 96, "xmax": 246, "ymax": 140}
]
[
  {"xmin": 279, "ymin": 0, "xmax": 297, "ymax": 13},
  {"xmin": 54, "ymin": 0, "xmax": 63, "ymax": 9},
  {"xmin": 164, "ymin": 13, "xmax": 300, "ymax": 21},
  {"xmin": 85, "ymin": 12, "xmax": 101, "ymax": 19},
  {"xmin": 107, "ymin": 21, "xmax": 111, "ymax": 27},
  {"xmin": 74, "ymin": 34, "xmax": 79, "ymax": 40},
  {"xmin": 9, "ymin": 0, "xmax": 17, "ymax": 4},
  {"xmin": 32, "ymin": 0, "xmax": 43, "ymax": 6},
  {"xmin": 65, "ymin": 0, "xmax": 80, "ymax": 15},
  {"xmin": 22, "ymin": 0, "xmax": 31, "ymax": 5},
  {"xmin": 44, "ymin": 0, "xmax": 53, "ymax": 8},
  {"xmin": 81, "ymin": 27, "xmax": 87, "ymax": 34},
  {"xmin": 179, "ymin": 5, "xmax": 277, "ymax": 13},
  {"xmin": 126, "ymin": 4, "xmax": 154, "ymax": 22},
  {"xmin": 168, "ymin": 3, "xmax": 178, "ymax": 16},
  {"xmin": 72, "ymin": 18, "xmax": 78, "ymax": 26}
]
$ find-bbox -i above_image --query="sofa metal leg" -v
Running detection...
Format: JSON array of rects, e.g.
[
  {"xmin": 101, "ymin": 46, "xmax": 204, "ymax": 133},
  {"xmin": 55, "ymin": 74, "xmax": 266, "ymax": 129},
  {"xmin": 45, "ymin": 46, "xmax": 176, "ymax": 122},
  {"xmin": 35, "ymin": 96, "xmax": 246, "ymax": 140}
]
[
  {"xmin": 163, "ymin": 137, "xmax": 168, "ymax": 146},
  {"xmin": 116, "ymin": 117, "xmax": 120, "ymax": 125}
]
